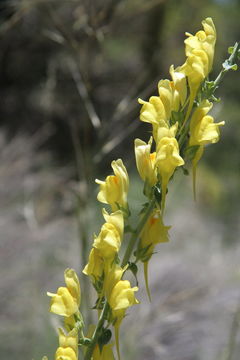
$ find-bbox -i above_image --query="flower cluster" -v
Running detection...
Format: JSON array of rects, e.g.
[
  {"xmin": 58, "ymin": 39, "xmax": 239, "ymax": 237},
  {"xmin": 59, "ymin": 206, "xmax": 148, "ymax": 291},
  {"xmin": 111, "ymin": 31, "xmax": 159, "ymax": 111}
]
[
  {"xmin": 136, "ymin": 17, "xmax": 223, "ymax": 207},
  {"xmin": 42, "ymin": 17, "xmax": 237, "ymax": 360}
]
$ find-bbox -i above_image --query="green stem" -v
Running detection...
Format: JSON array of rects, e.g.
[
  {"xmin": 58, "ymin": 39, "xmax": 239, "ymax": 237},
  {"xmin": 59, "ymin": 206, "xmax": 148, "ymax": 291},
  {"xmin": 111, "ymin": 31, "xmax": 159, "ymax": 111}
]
[
  {"xmin": 84, "ymin": 302, "xmax": 110, "ymax": 360},
  {"xmin": 213, "ymin": 42, "xmax": 239, "ymax": 90},
  {"xmin": 121, "ymin": 197, "xmax": 156, "ymax": 267}
]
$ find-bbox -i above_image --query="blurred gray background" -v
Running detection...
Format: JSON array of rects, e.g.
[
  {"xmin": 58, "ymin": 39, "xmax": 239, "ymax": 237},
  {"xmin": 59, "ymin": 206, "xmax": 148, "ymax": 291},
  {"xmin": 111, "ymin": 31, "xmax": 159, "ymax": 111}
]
[{"xmin": 0, "ymin": 0, "xmax": 240, "ymax": 359}]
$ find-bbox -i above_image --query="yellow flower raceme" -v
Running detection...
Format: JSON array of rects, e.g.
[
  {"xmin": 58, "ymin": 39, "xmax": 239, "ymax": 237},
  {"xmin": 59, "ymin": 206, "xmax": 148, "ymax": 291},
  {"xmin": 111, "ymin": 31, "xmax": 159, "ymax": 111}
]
[
  {"xmin": 109, "ymin": 280, "xmax": 139, "ymax": 360},
  {"xmin": 55, "ymin": 328, "xmax": 78, "ymax": 360},
  {"xmin": 156, "ymin": 137, "xmax": 184, "ymax": 213},
  {"xmin": 93, "ymin": 344, "xmax": 115, "ymax": 360},
  {"xmin": 47, "ymin": 269, "xmax": 81, "ymax": 317},
  {"xmin": 189, "ymin": 100, "xmax": 225, "ymax": 198},
  {"xmin": 139, "ymin": 210, "xmax": 170, "ymax": 300},
  {"xmin": 93, "ymin": 210, "xmax": 124, "ymax": 260},
  {"xmin": 96, "ymin": 159, "xmax": 129, "ymax": 212},
  {"xmin": 134, "ymin": 138, "xmax": 157, "ymax": 188},
  {"xmin": 179, "ymin": 18, "xmax": 216, "ymax": 121}
]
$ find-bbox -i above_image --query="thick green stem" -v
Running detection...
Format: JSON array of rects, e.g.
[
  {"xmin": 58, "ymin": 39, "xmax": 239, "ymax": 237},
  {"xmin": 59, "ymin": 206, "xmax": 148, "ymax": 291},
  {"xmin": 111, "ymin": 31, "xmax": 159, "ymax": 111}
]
[
  {"xmin": 84, "ymin": 302, "xmax": 109, "ymax": 360},
  {"xmin": 121, "ymin": 197, "xmax": 156, "ymax": 267}
]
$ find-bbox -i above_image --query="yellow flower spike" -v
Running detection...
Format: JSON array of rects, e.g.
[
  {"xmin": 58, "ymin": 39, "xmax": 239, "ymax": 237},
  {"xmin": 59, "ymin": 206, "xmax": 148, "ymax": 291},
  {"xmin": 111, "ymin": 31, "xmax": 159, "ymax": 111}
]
[
  {"xmin": 109, "ymin": 280, "xmax": 139, "ymax": 360},
  {"xmin": 47, "ymin": 269, "xmax": 80, "ymax": 317},
  {"xmin": 169, "ymin": 65, "xmax": 187, "ymax": 107},
  {"xmin": 156, "ymin": 137, "xmax": 184, "ymax": 213},
  {"xmin": 134, "ymin": 138, "xmax": 157, "ymax": 188},
  {"xmin": 138, "ymin": 96, "xmax": 167, "ymax": 126},
  {"xmin": 93, "ymin": 210, "xmax": 123, "ymax": 260},
  {"xmin": 96, "ymin": 159, "xmax": 129, "ymax": 212},
  {"xmin": 93, "ymin": 344, "xmax": 115, "ymax": 360},
  {"xmin": 58, "ymin": 328, "xmax": 78, "ymax": 355},
  {"xmin": 139, "ymin": 210, "xmax": 170, "ymax": 300},
  {"xmin": 189, "ymin": 100, "xmax": 225, "ymax": 199},
  {"xmin": 83, "ymin": 247, "xmax": 104, "ymax": 282}
]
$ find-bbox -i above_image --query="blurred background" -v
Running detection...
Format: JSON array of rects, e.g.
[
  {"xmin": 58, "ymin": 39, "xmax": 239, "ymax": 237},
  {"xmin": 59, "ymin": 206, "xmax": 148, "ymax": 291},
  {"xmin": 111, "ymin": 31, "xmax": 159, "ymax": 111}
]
[{"xmin": 0, "ymin": 0, "xmax": 240, "ymax": 359}]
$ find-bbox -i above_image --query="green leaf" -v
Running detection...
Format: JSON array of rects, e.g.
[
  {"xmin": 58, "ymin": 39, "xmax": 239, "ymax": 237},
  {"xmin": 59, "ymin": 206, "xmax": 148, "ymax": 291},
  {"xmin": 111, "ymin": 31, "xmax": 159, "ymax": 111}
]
[
  {"xmin": 170, "ymin": 111, "xmax": 184, "ymax": 126},
  {"xmin": 222, "ymin": 60, "xmax": 238, "ymax": 71},
  {"xmin": 184, "ymin": 145, "xmax": 200, "ymax": 161},
  {"xmin": 98, "ymin": 328, "xmax": 112, "ymax": 352}
]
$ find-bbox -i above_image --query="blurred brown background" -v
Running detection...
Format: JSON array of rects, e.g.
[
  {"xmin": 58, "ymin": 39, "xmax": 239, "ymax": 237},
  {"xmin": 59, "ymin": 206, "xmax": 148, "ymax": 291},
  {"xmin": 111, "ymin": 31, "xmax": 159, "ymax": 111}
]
[{"xmin": 0, "ymin": 0, "xmax": 240, "ymax": 359}]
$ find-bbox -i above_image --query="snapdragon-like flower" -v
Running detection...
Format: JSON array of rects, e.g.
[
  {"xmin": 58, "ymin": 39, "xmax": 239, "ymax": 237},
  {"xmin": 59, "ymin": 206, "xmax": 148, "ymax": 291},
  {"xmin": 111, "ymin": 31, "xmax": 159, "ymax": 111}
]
[
  {"xmin": 55, "ymin": 328, "xmax": 78, "ymax": 360},
  {"xmin": 96, "ymin": 159, "xmax": 129, "ymax": 212},
  {"xmin": 185, "ymin": 17, "xmax": 216, "ymax": 73},
  {"xmin": 47, "ymin": 269, "xmax": 81, "ymax": 317},
  {"xmin": 93, "ymin": 209, "xmax": 124, "ymax": 260},
  {"xmin": 139, "ymin": 210, "xmax": 170, "ymax": 300},
  {"xmin": 83, "ymin": 247, "xmax": 104, "ymax": 284},
  {"xmin": 156, "ymin": 137, "xmax": 184, "ymax": 212},
  {"xmin": 169, "ymin": 65, "xmax": 187, "ymax": 107},
  {"xmin": 103, "ymin": 263, "xmax": 126, "ymax": 301},
  {"xmin": 109, "ymin": 280, "xmax": 139, "ymax": 360},
  {"xmin": 189, "ymin": 100, "xmax": 225, "ymax": 197},
  {"xmin": 134, "ymin": 137, "xmax": 157, "ymax": 189},
  {"xmin": 138, "ymin": 96, "xmax": 167, "ymax": 126}
]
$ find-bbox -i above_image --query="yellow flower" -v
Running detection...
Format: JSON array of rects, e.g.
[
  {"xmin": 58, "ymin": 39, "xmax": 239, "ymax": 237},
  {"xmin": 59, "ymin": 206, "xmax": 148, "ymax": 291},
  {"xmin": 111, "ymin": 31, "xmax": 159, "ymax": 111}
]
[
  {"xmin": 189, "ymin": 102, "xmax": 224, "ymax": 147},
  {"xmin": 169, "ymin": 65, "xmax": 187, "ymax": 107},
  {"xmin": 58, "ymin": 328, "xmax": 78, "ymax": 355},
  {"xmin": 138, "ymin": 96, "xmax": 167, "ymax": 126},
  {"xmin": 134, "ymin": 138, "xmax": 157, "ymax": 188},
  {"xmin": 47, "ymin": 269, "xmax": 81, "ymax": 317},
  {"xmin": 96, "ymin": 159, "xmax": 129, "ymax": 212},
  {"xmin": 83, "ymin": 247, "xmax": 104, "ymax": 282},
  {"xmin": 109, "ymin": 280, "xmax": 139, "ymax": 360},
  {"xmin": 179, "ymin": 18, "xmax": 216, "ymax": 120},
  {"xmin": 156, "ymin": 137, "xmax": 184, "ymax": 213},
  {"xmin": 109, "ymin": 280, "xmax": 139, "ymax": 322},
  {"xmin": 103, "ymin": 263, "xmax": 126, "ymax": 301},
  {"xmin": 185, "ymin": 17, "xmax": 216, "ymax": 73},
  {"xmin": 156, "ymin": 122, "xmax": 178, "ymax": 143},
  {"xmin": 55, "ymin": 328, "xmax": 78, "ymax": 360},
  {"xmin": 139, "ymin": 210, "xmax": 170, "ymax": 300},
  {"xmin": 93, "ymin": 344, "xmax": 115, "ymax": 360},
  {"xmin": 189, "ymin": 100, "xmax": 224, "ymax": 198},
  {"xmin": 55, "ymin": 347, "xmax": 77, "ymax": 360},
  {"xmin": 93, "ymin": 210, "xmax": 124, "ymax": 260},
  {"xmin": 140, "ymin": 210, "xmax": 170, "ymax": 259},
  {"xmin": 158, "ymin": 79, "xmax": 175, "ymax": 120}
]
